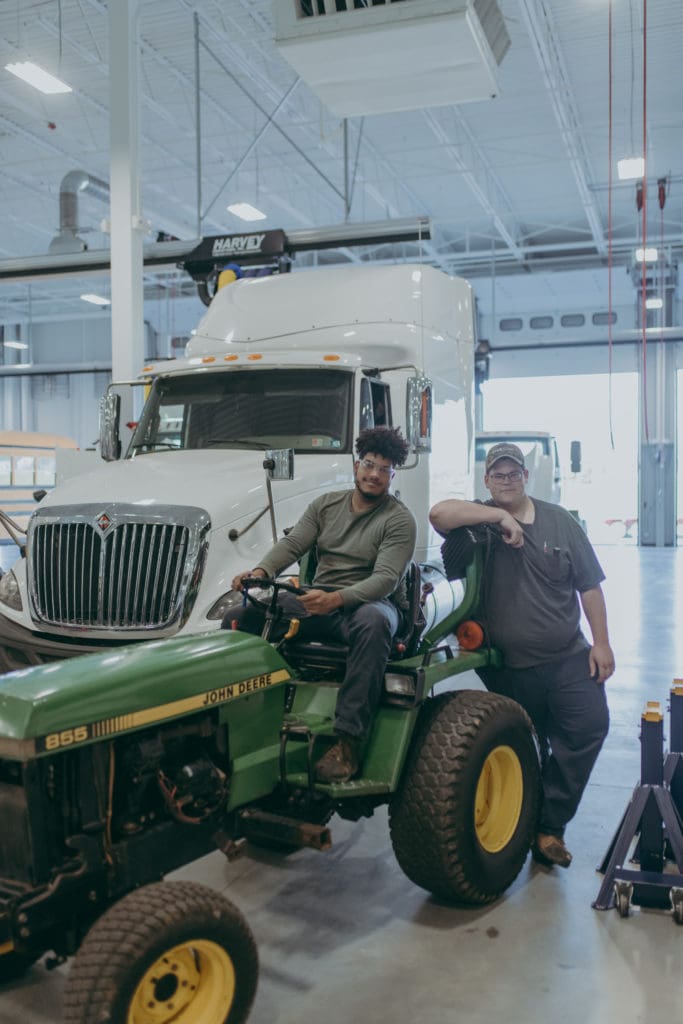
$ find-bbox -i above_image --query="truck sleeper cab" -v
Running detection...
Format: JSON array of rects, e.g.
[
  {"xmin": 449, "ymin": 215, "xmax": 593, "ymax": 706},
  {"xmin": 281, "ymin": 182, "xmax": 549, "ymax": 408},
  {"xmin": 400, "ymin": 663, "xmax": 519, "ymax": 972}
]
[{"xmin": 0, "ymin": 264, "xmax": 474, "ymax": 673}]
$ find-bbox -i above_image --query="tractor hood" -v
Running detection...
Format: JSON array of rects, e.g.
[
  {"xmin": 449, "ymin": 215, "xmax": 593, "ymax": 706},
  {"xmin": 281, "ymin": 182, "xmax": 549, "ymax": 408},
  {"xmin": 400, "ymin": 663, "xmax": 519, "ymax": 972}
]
[
  {"xmin": 41, "ymin": 450, "xmax": 298, "ymax": 531},
  {"xmin": 0, "ymin": 630, "xmax": 292, "ymax": 759}
]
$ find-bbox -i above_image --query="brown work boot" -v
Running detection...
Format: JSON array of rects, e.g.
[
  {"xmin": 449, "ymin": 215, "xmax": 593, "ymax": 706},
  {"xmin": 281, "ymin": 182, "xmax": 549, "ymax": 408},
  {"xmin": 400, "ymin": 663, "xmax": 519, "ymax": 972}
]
[
  {"xmin": 314, "ymin": 734, "xmax": 361, "ymax": 784},
  {"xmin": 532, "ymin": 833, "xmax": 573, "ymax": 868}
]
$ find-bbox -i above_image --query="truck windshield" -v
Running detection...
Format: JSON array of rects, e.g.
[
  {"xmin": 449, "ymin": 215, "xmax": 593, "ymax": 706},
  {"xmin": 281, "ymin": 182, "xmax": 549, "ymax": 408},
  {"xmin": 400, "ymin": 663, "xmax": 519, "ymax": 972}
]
[{"xmin": 128, "ymin": 368, "xmax": 352, "ymax": 455}]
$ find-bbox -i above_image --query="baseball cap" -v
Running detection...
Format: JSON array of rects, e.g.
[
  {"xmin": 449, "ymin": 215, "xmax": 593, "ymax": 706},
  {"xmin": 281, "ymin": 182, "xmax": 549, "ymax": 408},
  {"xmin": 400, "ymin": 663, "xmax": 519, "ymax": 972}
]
[{"xmin": 485, "ymin": 442, "xmax": 525, "ymax": 472}]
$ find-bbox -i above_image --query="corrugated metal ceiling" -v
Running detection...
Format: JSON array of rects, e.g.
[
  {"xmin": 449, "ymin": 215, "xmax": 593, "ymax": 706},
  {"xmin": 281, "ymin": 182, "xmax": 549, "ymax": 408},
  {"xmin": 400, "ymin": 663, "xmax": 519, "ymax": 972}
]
[{"xmin": 0, "ymin": 0, "xmax": 680, "ymax": 334}]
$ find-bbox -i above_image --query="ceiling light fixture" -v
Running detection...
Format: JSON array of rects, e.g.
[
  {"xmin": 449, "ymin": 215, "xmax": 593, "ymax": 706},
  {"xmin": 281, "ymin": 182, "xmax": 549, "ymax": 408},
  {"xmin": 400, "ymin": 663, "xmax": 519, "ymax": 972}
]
[
  {"xmin": 635, "ymin": 247, "xmax": 658, "ymax": 263},
  {"xmin": 2, "ymin": 340, "xmax": 28, "ymax": 349},
  {"xmin": 227, "ymin": 202, "xmax": 267, "ymax": 222},
  {"xmin": 5, "ymin": 60, "xmax": 72, "ymax": 94},
  {"xmin": 617, "ymin": 157, "xmax": 645, "ymax": 180},
  {"xmin": 80, "ymin": 293, "xmax": 111, "ymax": 306},
  {"xmin": 645, "ymin": 297, "xmax": 663, "ymax": 310}
]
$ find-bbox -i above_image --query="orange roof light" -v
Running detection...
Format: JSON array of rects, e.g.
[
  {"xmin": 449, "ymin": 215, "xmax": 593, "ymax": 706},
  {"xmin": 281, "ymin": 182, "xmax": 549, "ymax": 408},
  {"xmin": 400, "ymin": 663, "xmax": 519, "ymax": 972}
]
[
  {"xmin": 224, "ymin": 354, "xmax": 239, "ymax": 362},
  {"xmin": 201, "ymin": 356, "xmax": 216, "ymax": 363},
  {"xmin": 247, "ymin": 353, "xmax": 262, "ymax": 361},
  {"xmin": 323, "ymin": 354, "xmax": 341, "ymax": 361}
]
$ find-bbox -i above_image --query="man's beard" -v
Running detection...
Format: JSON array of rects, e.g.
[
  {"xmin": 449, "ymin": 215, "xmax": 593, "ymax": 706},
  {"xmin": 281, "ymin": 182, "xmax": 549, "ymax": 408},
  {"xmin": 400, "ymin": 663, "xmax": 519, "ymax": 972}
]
[{"xmin": 355, "ymin": 480, "xmax": 386, "ymax": 503}]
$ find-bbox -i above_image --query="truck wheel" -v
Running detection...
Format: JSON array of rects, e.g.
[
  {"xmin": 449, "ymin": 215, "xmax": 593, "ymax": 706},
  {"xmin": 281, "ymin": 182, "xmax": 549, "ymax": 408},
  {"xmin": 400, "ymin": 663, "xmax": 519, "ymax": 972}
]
[
  {"xmin": 389, "ymin": 690, "xmax": 540, "ymax": 904},
  {"xmin": 63, "ymin": 881, "xmax": 258, "ymax": 1024}
]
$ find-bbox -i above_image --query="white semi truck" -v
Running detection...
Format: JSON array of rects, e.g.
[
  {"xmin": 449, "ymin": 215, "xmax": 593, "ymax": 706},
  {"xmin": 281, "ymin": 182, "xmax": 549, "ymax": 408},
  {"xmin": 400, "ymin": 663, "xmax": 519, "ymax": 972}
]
[{"xmin": 0, "ymin": 261, "xmax": 476, "ymax": 672}]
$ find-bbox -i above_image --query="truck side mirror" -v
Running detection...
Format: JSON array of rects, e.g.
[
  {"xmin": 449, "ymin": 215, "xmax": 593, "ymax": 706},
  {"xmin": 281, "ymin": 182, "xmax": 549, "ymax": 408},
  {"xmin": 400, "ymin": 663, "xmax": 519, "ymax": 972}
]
[
  {"xmin": 99, "ymin": 392, "xmax": 122, "ymax": 462},
  {"xmin": 570, "ymin": 440, "xmax": 582, "ymax": 474},
  {"xmin": 406, "ymin": 375, "xmax": 433, "ymax": 454},
  {"xmin": 264, "ymin": 449, "xmax": 295, "ymax": 481}
]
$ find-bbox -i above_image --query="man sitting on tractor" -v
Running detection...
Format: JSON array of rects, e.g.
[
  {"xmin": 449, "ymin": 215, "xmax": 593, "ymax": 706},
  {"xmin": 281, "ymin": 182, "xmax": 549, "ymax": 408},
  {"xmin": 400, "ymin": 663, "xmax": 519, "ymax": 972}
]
[{"xmin": 227, "ymin": 425, "xmax": 417, "ymax": 784}]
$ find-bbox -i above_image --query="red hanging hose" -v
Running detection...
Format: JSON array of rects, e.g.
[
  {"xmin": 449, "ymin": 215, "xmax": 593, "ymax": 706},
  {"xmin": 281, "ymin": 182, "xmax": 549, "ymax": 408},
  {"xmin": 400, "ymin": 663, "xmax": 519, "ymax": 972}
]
[
  {"xmin": 607, "ymin": 0, "xmax": 615, "ymax": 449},
  {"xmin": 640, "ymin": 0, "xmax": 649, "ymax": 442}
]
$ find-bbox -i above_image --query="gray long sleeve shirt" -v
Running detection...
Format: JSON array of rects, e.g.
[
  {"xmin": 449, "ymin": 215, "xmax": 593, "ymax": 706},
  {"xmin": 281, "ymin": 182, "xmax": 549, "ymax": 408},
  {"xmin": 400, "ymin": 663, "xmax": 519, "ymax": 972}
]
[{"xmin": 256, "ymin": 489, "xmax": 417, "ymax": 611}]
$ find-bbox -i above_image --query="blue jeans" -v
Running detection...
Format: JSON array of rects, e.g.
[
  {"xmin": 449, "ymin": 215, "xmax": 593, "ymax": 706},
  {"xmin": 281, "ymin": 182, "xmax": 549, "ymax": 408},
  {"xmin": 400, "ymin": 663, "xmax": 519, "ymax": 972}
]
[
  {"xmin": 223, "ymin": 593, "xmax": 400, "ymax": 739},
  {"xmin": 477, "ymin": 649, "xmax": 610, "ymax": 837}
]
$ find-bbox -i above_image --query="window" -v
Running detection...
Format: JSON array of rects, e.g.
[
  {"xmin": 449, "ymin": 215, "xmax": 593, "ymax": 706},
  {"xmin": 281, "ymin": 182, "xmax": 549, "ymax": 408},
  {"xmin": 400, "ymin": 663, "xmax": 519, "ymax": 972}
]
[
  {"xmin": 499, "ymin": 317, "xmax": 523, "ymax": 332},
  {"xmin": 129, "ymin": 369, "xmax": 353, "ymax": 456},
  {"xmin": 592, "ymin": 311, "xmax": 617, "ymax": 326},
  {"xmin": 530, "ymin": 316, "xmax": 554, "ymax": 330},
  {"xmin": 561, "ymin": 313, "xmax": 585, "ymax": 328}
]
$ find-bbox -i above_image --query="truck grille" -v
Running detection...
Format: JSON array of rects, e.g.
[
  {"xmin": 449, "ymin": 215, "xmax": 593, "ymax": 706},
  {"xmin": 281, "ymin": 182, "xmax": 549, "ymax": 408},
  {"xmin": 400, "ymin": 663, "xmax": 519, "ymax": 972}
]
[{"xmin": 28, "ymin": 505, "xmax": 210, "ymax": 630}]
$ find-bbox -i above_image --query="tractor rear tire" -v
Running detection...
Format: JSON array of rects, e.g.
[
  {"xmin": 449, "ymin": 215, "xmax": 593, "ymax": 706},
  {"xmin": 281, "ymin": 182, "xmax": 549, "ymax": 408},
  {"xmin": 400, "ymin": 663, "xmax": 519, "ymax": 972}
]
[
  {"xmin": 389, "ymin": 689, "xmax": 540, "ymax": 904},
  {"xmin": 63, "ymin": 880, "xmax": 258, "ymax": 1024}
]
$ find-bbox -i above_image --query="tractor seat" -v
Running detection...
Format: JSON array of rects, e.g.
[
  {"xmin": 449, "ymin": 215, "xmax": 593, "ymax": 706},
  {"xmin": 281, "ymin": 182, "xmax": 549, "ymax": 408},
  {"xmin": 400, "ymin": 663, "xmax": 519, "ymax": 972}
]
[{"xmin": 282, "ymin": 562, "xmax": 425, "ymax": 674}]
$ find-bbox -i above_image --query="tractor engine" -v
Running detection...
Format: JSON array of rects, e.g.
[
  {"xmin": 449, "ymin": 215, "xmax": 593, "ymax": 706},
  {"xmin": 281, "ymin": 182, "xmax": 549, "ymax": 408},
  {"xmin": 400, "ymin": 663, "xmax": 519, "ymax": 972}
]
[{"xmin": 111, "ymin": 717, "xmax": 230, "ymax": 839}]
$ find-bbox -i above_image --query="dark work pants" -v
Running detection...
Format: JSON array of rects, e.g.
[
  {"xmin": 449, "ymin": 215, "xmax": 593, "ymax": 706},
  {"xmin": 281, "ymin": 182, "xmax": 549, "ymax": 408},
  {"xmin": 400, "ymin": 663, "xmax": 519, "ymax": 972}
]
[
  {"xmin": 223, "ymin": 593, "xmax": 400, "ymax": 739},
  {"xmin": 477, "ymin": 649, "xmax": 610, "ymax": 837}
]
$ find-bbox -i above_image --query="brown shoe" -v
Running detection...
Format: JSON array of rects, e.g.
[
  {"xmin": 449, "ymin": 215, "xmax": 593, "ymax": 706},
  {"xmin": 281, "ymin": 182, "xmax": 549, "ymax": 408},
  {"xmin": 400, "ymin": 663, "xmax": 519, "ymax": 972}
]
[
  {"xmin": 532, "ymin": 833, "xmax": 573, "ymax": 868},
  {"xmin": 314, "ymin": 735, "xmax": 361, "ymax": 784}
]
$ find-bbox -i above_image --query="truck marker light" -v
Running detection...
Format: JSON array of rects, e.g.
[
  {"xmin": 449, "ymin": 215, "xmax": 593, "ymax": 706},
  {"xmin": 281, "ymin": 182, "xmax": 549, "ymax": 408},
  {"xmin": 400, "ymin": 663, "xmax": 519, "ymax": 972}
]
[
  {"xmin": 247, "ymin": 354, "xmax": 262, "ymax": 360},
  {"xmin": 224, "ymin": 354, "xmax": 239, "ymax": 361},
  {"xmin": 201, "ymin": 356, "xmax": 216, "ymax": 363},
  {"xmin": 323, "ymin": 354, "xmax": 340, "ymax": 361}
]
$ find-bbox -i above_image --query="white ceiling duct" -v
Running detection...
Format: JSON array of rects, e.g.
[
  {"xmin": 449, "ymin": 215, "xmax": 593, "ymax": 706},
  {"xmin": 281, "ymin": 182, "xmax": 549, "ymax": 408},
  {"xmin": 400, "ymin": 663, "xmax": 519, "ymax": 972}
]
[
  {"xmin": 274, "ymin": 0, "xmax": 510, "ymax": 118},
  {"xmin": 48, "ymin": 170, "xmax": 110, "ymax": 255}
]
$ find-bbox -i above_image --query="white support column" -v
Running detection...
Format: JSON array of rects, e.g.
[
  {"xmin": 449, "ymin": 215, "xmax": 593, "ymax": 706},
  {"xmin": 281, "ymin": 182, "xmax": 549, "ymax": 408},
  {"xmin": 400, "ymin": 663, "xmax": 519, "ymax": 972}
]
[
  {"xmin": 639, "ymin": 341, "xmax": 677, "ymax": 546},
  {"xmin": 109, "ymin": 0, "xmax": 144, "ymax": 440}
]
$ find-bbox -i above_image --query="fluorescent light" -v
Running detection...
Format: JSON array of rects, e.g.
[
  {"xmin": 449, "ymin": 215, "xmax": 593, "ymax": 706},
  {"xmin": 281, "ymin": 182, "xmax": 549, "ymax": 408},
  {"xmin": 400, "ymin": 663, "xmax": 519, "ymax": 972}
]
[
  {"xmin": 80, "ymin": 293, "xmax": 111, "ymax": 306},
  {"xmin": 617, "ymin": 157, "xmax": 644, "ymax": 180},
  {"xmin": 635, "ymin": 247, "xmax": 658, "ymax": 263},
  {"xmin": 5, "ymin": 61, "xmax": 72, "ymax": 95},
  {"xmin": 645, "ymin": 297, "xmax": 663, "ymax": 310},
  {"xmin": 227, "ymin": 202, "xmax": 267, "ymax": 222},
  {"xmin": 2, "ymin": 340, "xmax": 28, "ymax": 350}
]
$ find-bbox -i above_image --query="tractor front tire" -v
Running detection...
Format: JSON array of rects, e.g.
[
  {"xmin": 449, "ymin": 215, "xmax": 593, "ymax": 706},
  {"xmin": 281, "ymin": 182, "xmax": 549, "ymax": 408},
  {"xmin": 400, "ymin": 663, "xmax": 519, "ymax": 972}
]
[
  {"xmin": 389, "ymin": 690, "xmax": 540, "ymax": 904},
  {"xmin": 63, "ymin": 880, "xmax": 258, "ymax": 1024}
]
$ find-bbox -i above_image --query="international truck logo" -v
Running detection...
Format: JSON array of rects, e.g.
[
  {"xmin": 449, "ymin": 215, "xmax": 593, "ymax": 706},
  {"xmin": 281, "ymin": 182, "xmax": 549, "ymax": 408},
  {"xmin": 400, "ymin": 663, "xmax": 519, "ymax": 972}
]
[
  {"xmin": 96, "ymin": 512, "xmax": 112, "ymax": 532},
  {"xmin": 211, "ymin": 233, "xmax": 266, "ymax": 256}
]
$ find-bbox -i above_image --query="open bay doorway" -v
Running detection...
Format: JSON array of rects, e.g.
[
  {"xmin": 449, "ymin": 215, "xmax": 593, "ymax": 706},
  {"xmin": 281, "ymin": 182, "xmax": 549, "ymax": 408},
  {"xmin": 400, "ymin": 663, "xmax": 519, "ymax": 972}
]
[{"xmin": 481, "ymin": 372, "xmax": 639, "ymax": 544}]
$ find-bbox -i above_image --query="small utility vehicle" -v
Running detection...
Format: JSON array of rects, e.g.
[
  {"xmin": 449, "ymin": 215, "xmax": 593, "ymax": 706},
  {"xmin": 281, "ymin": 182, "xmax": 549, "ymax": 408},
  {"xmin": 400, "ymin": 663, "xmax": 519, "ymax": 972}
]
[{"xmin": 0, "ymin": 552, "xmax": 539, "ymax": 1024}]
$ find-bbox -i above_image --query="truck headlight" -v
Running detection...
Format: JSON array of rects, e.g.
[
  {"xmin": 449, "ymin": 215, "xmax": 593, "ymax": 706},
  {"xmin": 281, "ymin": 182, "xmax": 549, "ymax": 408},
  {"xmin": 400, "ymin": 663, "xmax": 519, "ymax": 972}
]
[
  {"xmin": 0, "ymin": 570, "xmax": 22, "ymax": 612},
  {"xmin": 207, "ymin": 589, "xmax": 243, "ymax": 621}
]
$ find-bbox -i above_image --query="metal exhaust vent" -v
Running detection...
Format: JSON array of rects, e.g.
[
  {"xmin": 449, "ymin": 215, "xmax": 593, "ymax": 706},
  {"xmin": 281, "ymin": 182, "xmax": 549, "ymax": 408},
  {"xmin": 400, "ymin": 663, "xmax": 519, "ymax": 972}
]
[{"xmin": 274, "ymin": 0, "xmax": 510, "ymax": 118}]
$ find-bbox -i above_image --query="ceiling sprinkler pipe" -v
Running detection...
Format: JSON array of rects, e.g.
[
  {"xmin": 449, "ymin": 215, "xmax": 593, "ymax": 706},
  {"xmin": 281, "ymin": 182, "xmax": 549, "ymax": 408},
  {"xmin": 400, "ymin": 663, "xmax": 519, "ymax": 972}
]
[{"xmin": 48, "ymin": 170, "xmax": 110, "ymax": 255}]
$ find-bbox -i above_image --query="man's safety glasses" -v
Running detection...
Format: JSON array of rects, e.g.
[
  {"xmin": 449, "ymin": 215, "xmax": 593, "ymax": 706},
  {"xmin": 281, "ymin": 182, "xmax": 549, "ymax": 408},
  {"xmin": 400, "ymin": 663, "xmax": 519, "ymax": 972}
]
[
  {"xmin": 488, "ymin": 470, "xmax": 524, "ymax": 483},
  {"xmin": 358, "ymin": 458, "xmax": 395, "ymax": 478}
]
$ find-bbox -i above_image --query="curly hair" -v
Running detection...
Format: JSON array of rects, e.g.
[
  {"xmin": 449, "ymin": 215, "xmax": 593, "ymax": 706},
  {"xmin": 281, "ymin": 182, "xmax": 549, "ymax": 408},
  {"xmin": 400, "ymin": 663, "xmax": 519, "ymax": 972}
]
[{"xmin": 355, "ymin": 426, "xmax": 410, "ymax": 467}]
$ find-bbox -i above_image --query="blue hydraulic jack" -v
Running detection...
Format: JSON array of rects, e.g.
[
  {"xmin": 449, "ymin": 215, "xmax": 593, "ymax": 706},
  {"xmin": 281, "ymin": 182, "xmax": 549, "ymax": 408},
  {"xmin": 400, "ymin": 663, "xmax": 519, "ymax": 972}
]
[{"xmin": 592, "ymin": 683, "xmax": 683, "ymax": 922}]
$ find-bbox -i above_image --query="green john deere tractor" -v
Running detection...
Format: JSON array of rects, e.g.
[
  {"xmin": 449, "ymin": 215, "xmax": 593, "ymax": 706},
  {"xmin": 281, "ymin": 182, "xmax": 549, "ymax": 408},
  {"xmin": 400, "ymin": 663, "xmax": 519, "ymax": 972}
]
[{"xmin": 0, "ymin": 554, "xmax": 540, "ymax": 1024}]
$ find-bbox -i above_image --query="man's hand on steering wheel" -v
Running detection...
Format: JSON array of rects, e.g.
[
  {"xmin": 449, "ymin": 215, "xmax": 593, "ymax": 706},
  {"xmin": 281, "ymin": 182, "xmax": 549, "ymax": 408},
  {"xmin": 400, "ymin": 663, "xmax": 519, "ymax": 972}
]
[{"xmin": 231, "ymin": 568, "xmax": 266, "ymax": 591}]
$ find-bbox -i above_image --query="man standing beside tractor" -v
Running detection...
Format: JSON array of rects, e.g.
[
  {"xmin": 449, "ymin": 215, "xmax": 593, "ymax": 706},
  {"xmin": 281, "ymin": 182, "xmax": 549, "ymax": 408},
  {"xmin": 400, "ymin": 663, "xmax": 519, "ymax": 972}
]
[
  {"xmin": 430, "ymin": 441, "xmax": 614, "ymax": 870},
  {"xmin": 228, "ymin": 425, "xmax": 417, "ymax": 785}
]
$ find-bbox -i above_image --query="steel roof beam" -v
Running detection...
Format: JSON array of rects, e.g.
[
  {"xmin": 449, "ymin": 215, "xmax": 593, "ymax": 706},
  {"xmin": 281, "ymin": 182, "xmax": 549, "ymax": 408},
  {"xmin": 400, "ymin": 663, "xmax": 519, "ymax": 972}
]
[{"xmin": 518, "ymin": 0, "xmax": 607, "ymax": 256}]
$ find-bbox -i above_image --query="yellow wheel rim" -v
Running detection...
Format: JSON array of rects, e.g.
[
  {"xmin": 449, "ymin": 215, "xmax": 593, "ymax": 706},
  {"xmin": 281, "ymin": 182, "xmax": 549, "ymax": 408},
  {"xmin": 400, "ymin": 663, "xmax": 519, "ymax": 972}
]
[
  {"xmin": 128, "ymin": 939, "xmax": 235, "ymax": 1024},
  {"xmin": 474, "ymin": 744, "xmax": 524, "ymax": 853}
]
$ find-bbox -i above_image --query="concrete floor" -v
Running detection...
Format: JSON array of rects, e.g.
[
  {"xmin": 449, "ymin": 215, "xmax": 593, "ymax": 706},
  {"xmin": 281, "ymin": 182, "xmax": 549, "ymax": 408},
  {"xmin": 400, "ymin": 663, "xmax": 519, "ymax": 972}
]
[{"xmin": 1, "ymin": 545, "xmax": 682, "ymax": 1023}]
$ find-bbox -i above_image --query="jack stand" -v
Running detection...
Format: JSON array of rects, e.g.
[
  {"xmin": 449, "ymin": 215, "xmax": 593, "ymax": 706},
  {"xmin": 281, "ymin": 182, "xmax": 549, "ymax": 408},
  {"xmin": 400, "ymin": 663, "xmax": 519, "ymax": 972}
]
[
  {"xmin": 664, "ymin": 681, "xmax": 683, "ymax": 822},
  {"xmin": 592, "ymin": 699, "xmax": 683, "ymax": 921}
]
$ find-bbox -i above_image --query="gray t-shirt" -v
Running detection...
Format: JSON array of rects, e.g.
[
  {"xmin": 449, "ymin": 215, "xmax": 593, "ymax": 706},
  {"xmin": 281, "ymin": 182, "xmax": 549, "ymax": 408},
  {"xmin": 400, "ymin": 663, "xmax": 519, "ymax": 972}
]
[
  {"xmin": 257, "ymin": 489, "xmax": 417, "ymax": 611},
  {"xmin": 481, "ymin": 498, "xmax": 605, "ymax": 669}
]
